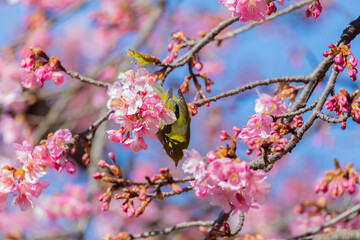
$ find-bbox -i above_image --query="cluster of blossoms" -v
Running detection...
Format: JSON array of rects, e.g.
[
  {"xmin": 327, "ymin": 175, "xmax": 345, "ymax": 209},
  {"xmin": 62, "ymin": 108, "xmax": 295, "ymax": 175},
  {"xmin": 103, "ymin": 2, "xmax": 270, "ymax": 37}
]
[
  {"xmin": 292, "ymin": 160, "xmax": 360, "ymax": 235},
  {"xmin": 42, "ymin": 184, "xmax": 91, "ymax": 220},
  {"xmin": 325, "ymin": 89, "xmax": 360, "ymax": 129},
  {"xmin": 323, "ymin": 44, "xmax": 358, "ymax": 81},
  {"xmin": 314, "ymin": 159, "xmax": 360, "ymax": 198},
  {"xmin": 291, "ymin": 197, "xmax": 333, "ymax": 235},
  {"xmin": 163, "ymin": 31, "xmax": 187, "ymax": 64},
  {"xmin": 305, "ymin": 0, "xmax": 322, "ymax": 19},
  {"xmin": 218, "ymin": 0, "xmax": 284, "ymax": 22},
  {"xmin": 182, "ymin": 149, "xmax": 271, "ymax": 213},
  {"xmin": 0, "ymin": 129, "xmax": 75, "ymax": 210},
  {"xmin": 292, "ymin": 196, "xmax": 360, "ymax": 235},
  {"xmin": 20, "ymin": 47, "xmax": 64, "ymax": 88},
  {"xmin": 106, "ymin": 68, "xmax": 176, "ymax": 152},
  {"xmin": 94, "ymin": 153, "xmax": 184, "ymax": 218},
  {"xmin": 325, "ymin": 88, "xmax": 351, "ymax": 116},
  {"xmin": 238, "ymin": 92, "xmax": 303, "ymax": 155}
]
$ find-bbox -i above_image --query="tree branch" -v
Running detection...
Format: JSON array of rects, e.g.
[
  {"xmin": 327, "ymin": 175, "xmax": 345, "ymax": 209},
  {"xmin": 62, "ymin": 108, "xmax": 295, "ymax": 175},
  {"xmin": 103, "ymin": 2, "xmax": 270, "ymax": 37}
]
[
  {"xmin": 214, "ymin": 0, "xmax": 314, "ymax": 43},
  {"xmin": 160, "ymin": 16, "xmax": 239, "ymax": 84},
  {"xmin": 193, "ymin": 76, "xmax": 309, "ymax": 107},
  {"xmin": 204, "ymin": 211, "xmax": 231, "ymax": 240},
  {"xmin": 291, "ymin": 203, "xmax": 360, "ymax": 239},
  {"xmin": 114, "ymin": 176, "xmax": 195, "ymax": 188},
  {"xmin": 130, "ymin": 220, "xmax": 214, "ymax": 239},
  {"xmin": 230, "ymin": 212, "xmax": 245, "ymax": 237},
  {"xmin": 271, "ymin": 99, "xmax": 318, "ymax": 119},
  {"xmin": 250, "ymin": 16, "xmax": 360, "ymax": 171},
  {"xmin": 70, "ymin": 109, "xmax": 113, "ymax": 145},
  {"xmin": 315, "ymin": 111, "xmax": 348, "ymax": 123},
  {"xmin": 61, "ymin": 68, "xmax": 110, "ymax": 88}
]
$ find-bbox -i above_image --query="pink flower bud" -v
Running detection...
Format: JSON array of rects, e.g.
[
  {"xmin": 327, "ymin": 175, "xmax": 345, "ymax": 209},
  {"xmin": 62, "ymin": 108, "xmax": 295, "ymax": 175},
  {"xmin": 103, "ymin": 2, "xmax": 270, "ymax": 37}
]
[
  {"xmin": 99, "ymin": 202, "xmax": 109, "ymax": 211},
  {"xmin": 162, "ymin": 54, "xmax": 174, "ymax": 64},
  {"xmin": 167, "ymin": 40, "xmax": 174, "ymax": 51},
  {"xmin": 108, "ymin": 152, "xmax": 116, "ymax": 164},
  {"xmin": 314, "ymin": 183, "xmax": 321, "ymax": 193},
  {"xmin": 206, "ymin": 151, "xmax": 217, "ymax": 162},
  {"xmin": 125, "ymin": 201, "xmax": 135, "ymax": 218},
  {"xmin": 352, "ymin": 108, "xmax": 360, "ymax": 123},
  {"xmin": 334, "ymin": 53, "xmax": 344, "ymax": 65},
  {"xmin": 219, "ymin": 130, "xmax": 231, "ymax": 141},
  {"xmin": 98, "ymin": 160, "xmax": 109, "ymax": 168},
  {"xmin": 266, "ymin": 2, "xmax": 277, "ymax": 16},
  {"xmin": 93, "ymin": 172, "xmax": 104, "ymax": 179},
  {"xmin": 339, "ymin": 95, "xmax": 348, "ymax": 106},
  {"xmin": 63, "ymin": 161, "xmax": 76, "ymax": 174},
  {"xmin": 159, "ymin": 167, "xmax": 169, "ymax": 174},
  {"xmin": 349, "ymin": 54, "xmax": 358, "ymax": 67},
  {"xmin": 313, "ymin": 8, "xmax": 321, "ymax": 19},
  {"xmin": 194, "ymin": 62, "xmax": 203, "ymax": 71},
  {"xmin": 349, "ymin": 67, "xmax": 358, "ymax": 82},
  {"xmin": 322, "ymin": 51, "xmax": 329, "ymax": 57},
  {"xmin": 233, "ymin": 126, "xmax": 241, "ymax": 137},
  {"xmin": 341, "ymin": 121, "xmax": 346, "ymax": 130}
]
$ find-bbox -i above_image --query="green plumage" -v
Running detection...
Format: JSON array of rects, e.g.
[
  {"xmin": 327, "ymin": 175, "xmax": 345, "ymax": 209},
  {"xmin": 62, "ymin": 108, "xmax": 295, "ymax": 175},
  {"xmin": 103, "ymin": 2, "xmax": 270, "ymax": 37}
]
[{"xmin": 150, "ymin": 82, "xmax": 191, "ymax": 166}]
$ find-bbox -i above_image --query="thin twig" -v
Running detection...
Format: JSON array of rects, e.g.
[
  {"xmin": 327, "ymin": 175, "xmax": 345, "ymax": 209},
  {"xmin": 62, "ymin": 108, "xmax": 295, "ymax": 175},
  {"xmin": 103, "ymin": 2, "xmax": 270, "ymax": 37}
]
[
  {"xmin": 250, "ymin": 16, "xmax": 360, "ymax": 171},
  {"xmin": 130, "ymin": 220, "xmax": 214, "ymax": 239},
  {"xmin": 144, "ymin": 186, "xmax": 194, "ymax": 198},
  {"xmin": 315, "ymin": 111, "xmax": 348, "ymax": 123},
  {"xmin": 185, "ymin": 0, "xmax": 313, "ymax": 46},
  {"xmin": 271, "ymin": 99, "xmax": 318, "ymax": 119},
  {"xmin": 193, "ymin": 76, "xmax": 309, "ymax": 107},
  {"xmin": 230, "ymin": 212, "xmax": 245, "ymax": 237},
  {"xmin": 291, "ymin": 203, "xmax": 360, "ymax": 239},
  {"xmin": 62, "ymin": 68, "xmax": 110, "ymax": 88},
  {"xmin": 114, "ymin": 176, "xmax": 195, "ymax": 188},
  {"xmin": 160, "ymin": 16, "xmax": 239, "ymax": 84},
  {"xmin": 72, "ymin": 109, "xmax": 113, "ymax": 144}
]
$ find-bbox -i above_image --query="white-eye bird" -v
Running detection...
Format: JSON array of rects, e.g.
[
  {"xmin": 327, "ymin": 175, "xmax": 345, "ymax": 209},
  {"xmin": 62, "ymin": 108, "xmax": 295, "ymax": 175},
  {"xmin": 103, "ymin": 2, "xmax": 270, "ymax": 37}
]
[{"xmin": 150, "ymin": 82, "xmax": 191, "ymax": 166}]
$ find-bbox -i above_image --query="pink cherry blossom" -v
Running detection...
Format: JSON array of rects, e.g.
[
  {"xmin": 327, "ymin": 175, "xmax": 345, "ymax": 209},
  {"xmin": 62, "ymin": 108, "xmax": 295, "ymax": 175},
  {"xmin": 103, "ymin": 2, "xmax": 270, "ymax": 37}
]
[
  {"xmin": 12, "ymin": 181, "xmax": 49, "ymax": 211},
  {"xmin": 20, "ymin": 50, "xmax": 65, "ymax": 88},
  {"xmin": 122, "ymin": 135, "xmax": 148, "ymax": 152},
  {"xmin": 32, "ymin": 145, "xmax": 55, "ymax": 169},
  {"xmin": 58, "ymin": 161, "xmax": 76, "ymax": 174},
  {"xmin": 182, "ymin": 149, "xmax": 205, "ymax": 177},
  {"xmin": 255, "ymin": 92, "xmax": 287, "ymax": 115},
  {"xmin": 240, "ymin": 113, "xmax": 273, "ymax": 140},
  {"xmin": 219, "ymin": 0, "xmax": 268, "ymax": 22},
  {"xmin": 106, "ymin": 69, "xmax": 176, "ymax": 152},
  {"xmin": 13, "ymin": 140, "xmax": 33, "ymax": 164},
  {"xmin": 182, "ymin": 151, "xmax": 271, "ymax": 214},
  {"xmin": 45, "ymin": 129, "xmax": 72, "ymax": 158},
  {"xmin": 23, "ymin": 157, "xmax": 47, "ymax": 184},
  {"xmin": 107, "ymin": 129, "xmax": 124, "ymax": 143},
  {"xmin": 0, "ymin": 168, "xmax": 16, "ymax": 193}
]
